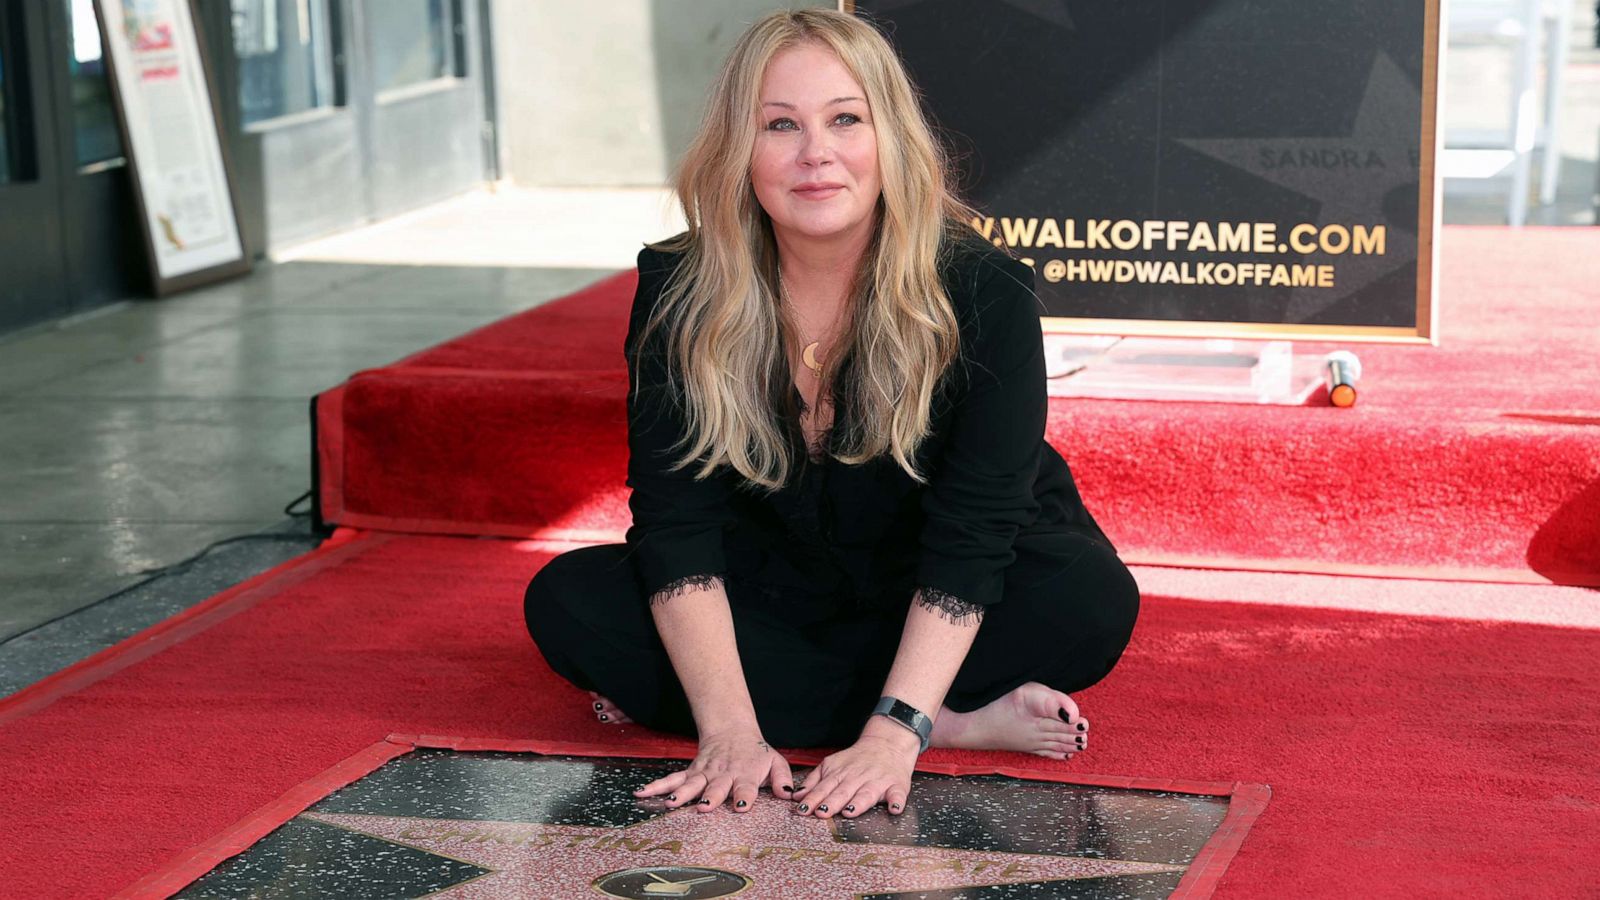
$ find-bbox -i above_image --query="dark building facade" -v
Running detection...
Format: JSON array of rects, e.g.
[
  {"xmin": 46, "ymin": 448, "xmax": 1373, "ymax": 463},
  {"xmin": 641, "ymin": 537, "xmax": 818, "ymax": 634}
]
[{"xmin": 0, "ymin": 0, "xmax": 495, "ymax": 335}]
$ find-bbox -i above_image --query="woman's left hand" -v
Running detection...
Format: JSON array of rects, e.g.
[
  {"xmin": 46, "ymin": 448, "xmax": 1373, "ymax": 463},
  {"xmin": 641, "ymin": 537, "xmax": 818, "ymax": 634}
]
[{"xmin": 791, "ymin": 717, "xmax": 921, "ymax": 818}]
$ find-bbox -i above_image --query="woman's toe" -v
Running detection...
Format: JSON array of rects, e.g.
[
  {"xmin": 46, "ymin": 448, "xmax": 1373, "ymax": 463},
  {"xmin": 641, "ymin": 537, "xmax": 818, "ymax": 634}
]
[
  {"xmin": 593, "ymin": 696, "xmax": 634, "ymax": 724},
  {"xmin": 1048, "ymin": 689, "xmax": 1081, "ymax": 722},
  {"xmin": 1020, "ymin": 683, "xmax": 1080, "ymax": 722},
  {"xmin": 1039, "ymin": 719, "xmax": 1080, "ymax": 738},
  {"xmin": 598, "ymin": 695, "xmax": 633, "ymax": 720}
]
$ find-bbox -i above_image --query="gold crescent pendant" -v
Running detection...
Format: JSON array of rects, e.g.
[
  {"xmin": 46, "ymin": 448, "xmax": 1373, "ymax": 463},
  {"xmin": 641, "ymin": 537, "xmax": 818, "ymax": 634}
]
[{"xmin": 802, "ymin": 341, "xmax": 822, "ymax": 374}]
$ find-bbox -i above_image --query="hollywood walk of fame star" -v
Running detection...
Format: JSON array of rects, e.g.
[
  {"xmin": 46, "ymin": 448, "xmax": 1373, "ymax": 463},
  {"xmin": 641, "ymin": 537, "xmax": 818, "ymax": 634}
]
[
  {"xmin": 302, "ymin": 800, "xmax": 1186, "ymax": 898},
  {"xmin": 1177, "ymin": 52, "xmax": 1423, "ymax": 322},
  {"xmin": 866, "ymin": 0, "xmax": 1075, "ymax": 31}
]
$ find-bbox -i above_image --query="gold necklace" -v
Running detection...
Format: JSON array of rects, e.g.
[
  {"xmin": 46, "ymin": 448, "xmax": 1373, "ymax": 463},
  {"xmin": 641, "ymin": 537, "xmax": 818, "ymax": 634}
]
[{"xmin": 777, "ymin": 270, "xmax": 824, "ymax": 377}]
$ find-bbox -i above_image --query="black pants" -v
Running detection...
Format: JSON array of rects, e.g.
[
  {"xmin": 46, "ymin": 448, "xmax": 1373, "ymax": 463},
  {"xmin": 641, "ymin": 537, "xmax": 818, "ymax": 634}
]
[{"xmin": 524, "ymin": 531, "xmax": 1140, "ymax": 747}]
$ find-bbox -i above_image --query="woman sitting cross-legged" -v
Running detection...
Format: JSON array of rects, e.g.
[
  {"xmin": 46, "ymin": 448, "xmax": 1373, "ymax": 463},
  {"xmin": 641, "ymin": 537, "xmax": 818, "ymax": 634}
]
[{"xmin": 524, "ymin": 8, "xmax": 1139, "ymax": 822}]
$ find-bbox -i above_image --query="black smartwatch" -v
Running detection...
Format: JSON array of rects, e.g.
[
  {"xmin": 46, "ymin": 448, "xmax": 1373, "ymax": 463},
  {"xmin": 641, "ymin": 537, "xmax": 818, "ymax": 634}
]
[{"xmin": 871, "ymin": 696, "xmax": 932, "ymax": 753}]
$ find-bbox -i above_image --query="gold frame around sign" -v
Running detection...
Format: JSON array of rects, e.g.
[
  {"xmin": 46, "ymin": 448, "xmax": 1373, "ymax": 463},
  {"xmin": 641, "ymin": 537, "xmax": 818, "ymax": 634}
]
[{"xmin": 839, "ymin": 0, "xmax": 1442, "ymax": 345}]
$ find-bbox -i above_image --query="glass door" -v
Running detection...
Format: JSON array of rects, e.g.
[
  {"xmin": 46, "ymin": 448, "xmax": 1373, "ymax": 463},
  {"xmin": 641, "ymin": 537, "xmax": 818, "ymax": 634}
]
[
  {"xmin": 233, "ymin": 0, "xmax": 337, "ymax": 126},
  {"xmin": 368, "ymin": 0, "xmax": 452, "ymax": 94},
  {"xmin": 1, "ymin": 36, "xmax": 11, "ymax": 181},
  {"xmin": 0, "ymin": 3, "xmax": 71, "ymax": 333},
  {"xmin": 56, "ymin": 0, "xmax": 143, "ymax": 312},
  {"xmin": 361, "ymin": 0, "xmax": 485, "ymax": 220},
  {"xmin": 227, "ymin": 0, "xmax": 362, "ymax": 247},
  {"xmin": 65, "ymin": 0, "xmax": 121, "ymax": 169},
  {"xmin": 224, "ymin": 0, "xmax": 488, "ymax": 250}
]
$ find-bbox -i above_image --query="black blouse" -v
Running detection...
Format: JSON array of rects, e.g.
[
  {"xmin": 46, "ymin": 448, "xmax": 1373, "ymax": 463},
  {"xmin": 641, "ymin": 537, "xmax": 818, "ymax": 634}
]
[{"xmin": 621, "ymin": 235, "xmax": 1110, "ymax": 615}]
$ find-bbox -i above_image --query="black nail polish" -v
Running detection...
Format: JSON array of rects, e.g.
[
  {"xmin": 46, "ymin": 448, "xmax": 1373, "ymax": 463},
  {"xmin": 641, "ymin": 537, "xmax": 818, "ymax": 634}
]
[
  {"xmin": 817, "ymin": 804, "xmax": 828, "ymax": 813},
  {"xmin": 598, "ymin": 714, "xmax": 608, "ymax": 721},
  {"xmin": 1077, "ymin": 722, "xmax": 1087, "ymax": 731},
  {"xmin": 736, "ymin": 800, "xmax": 747, "ymax": 808},
  {"xmin": 798, "ymin": 804, "xmax": 809, "ymax": 813},
  {"xmin": 667, "ymin": 794, "xmax": 676, "ymax": 801},
  {"xmin": 782, "ymin": 784, "xmax": 794, "ymax": 794},
  {"xmin": 890, "ymin": 803, "xmax": 901, "ymax": 811},
  {"xmin": 699, "ymin": 798, "xmax": 711, "ymax": 805},
  {"xmin": 1058, "ymin": 710, "xmax": 1070, "ymax": 722},
  {"xmin": 845, "ymin": 804, "xmax": 855, "ymax": 813},
  {"xmin": 594, "ymin": 702, "xmax": 604, "ymax": 711}
]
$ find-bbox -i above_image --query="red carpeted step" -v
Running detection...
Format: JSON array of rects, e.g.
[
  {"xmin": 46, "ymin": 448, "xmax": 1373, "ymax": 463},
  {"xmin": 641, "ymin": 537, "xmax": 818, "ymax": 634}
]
[
  {"xmin": 314, "ymin": 227, "xmax": 1600, "ymax": 584},
  {"xmin": 1, "ymin": 532, "xmax": 1596, "ymax": 897},
  {"xmin": 318, "ymin": 370, "xmax": 633, "ymax": 539}
]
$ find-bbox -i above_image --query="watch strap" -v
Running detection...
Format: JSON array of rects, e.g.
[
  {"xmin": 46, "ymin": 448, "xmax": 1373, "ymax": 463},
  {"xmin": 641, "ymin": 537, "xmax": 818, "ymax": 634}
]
[{"xmin": 871, "ymin": 696, "xmax": 932, "ymax": 753}]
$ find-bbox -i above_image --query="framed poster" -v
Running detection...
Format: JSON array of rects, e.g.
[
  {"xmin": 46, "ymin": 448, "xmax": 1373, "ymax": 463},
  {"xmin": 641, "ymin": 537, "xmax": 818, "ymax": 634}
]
[
  {"xmin": 843, "ymin": 0, "xmax": 1441, "ymax": 343},
  {"xmin": 94, "ymin": 0, "xmax": 249, "ymax": 295}
]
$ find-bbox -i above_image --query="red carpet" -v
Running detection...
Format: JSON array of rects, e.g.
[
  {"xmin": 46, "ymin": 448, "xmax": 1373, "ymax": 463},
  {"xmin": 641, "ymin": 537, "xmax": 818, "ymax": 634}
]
[
  {"xmin": 1, "ymin": 531, "xmax": 1597, "ymax": 897},
  {"xmin": 315, "ymin": 226, "xmax": 1600, "ymax": 585}
]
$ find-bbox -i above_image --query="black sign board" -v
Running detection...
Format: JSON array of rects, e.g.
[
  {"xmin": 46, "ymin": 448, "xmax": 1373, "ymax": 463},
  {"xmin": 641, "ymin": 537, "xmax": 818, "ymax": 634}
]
[{"xmin": 844, "ymin": 0, "xmax": 1440, "ymax": 343}]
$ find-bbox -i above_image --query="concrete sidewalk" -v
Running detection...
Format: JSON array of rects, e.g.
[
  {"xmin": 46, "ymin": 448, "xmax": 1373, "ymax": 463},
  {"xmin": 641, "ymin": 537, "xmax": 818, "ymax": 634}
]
[{"xmin": 0, "ymin": 185, "xmax": 690, "ymax": 646}]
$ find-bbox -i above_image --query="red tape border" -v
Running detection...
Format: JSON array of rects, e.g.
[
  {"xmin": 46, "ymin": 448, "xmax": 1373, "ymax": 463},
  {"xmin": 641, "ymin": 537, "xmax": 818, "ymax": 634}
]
[{"xmin": 118, "ymin": 733, "xmax": 1270, "ymax": 899}]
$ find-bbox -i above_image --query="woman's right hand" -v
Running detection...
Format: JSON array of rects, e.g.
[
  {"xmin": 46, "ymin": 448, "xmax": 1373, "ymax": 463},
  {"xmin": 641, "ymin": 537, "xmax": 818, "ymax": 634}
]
[{"xmin": 633, "ymin": 729, "xmax": 796, "ymax": 813}]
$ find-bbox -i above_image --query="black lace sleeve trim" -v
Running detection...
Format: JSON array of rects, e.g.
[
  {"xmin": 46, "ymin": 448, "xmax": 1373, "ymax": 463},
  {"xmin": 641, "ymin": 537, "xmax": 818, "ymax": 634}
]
[
  {"xmin": 916, "ymin": 586, "xmax": 986, "ymax": 625},
  {"xmin": 647, "ymin": 572, "xmax": 728, "ymax": 606}
]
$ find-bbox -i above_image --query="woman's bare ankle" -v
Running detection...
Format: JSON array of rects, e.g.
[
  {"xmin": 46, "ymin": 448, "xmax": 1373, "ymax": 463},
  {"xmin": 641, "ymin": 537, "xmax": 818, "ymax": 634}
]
[{"xmin": 930, "ymin": 704, "xmax": 976, "ymax": 748}]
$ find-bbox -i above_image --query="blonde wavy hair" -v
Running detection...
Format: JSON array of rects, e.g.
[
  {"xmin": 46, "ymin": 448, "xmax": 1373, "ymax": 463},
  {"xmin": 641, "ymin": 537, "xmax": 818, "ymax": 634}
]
[{"xmin": 633, "ymin": 7, "xmax": 987, "ymax": 492}]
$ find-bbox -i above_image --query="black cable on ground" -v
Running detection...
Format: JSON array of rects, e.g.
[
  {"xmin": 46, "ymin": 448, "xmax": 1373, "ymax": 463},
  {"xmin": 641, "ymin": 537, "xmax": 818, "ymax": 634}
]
[
  {"xmin": 283, "ymin": 489, "xmax": 314, "ymax": 518},
  {"xmin": 120, "ymin": 532, "xmax": 318, "ymax": 580},
  {"xmin": 0, "ymin": 523, "xmax": 321, "ymax": 652}
]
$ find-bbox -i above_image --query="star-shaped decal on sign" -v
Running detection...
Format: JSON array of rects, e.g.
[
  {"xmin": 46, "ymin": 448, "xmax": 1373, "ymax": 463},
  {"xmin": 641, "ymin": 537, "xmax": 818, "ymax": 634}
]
[
  {"xmin": 866, "ymin": 0, "xmax": 1074, "ymax": 30},
  {"xmin": 303, "ymin": 802, "xmax": 1186, "ymax": 898},
  {"xmin": 1177, "ymin": 52, "xmax": 1422, "ymax": 322}
]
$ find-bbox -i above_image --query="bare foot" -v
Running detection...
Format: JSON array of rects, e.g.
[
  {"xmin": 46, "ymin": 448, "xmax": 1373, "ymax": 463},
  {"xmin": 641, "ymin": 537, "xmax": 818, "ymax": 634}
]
[
  {"xmin": 587, "ymin": 691, "xmax": 633, "ymax": 725},
  {"xmin": 930, "ymin": 682, "xmax": 1089, "ymax": 760}
]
